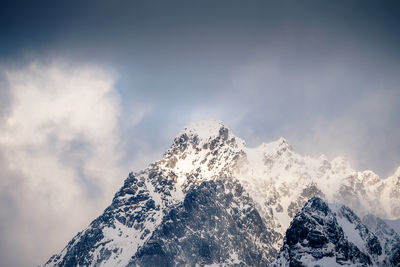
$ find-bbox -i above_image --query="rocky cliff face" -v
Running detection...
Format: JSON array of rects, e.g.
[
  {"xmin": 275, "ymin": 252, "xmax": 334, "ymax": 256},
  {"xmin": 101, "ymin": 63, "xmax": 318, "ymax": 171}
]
[
  {"xmin": 362, "ymin": 214, "xmax": 400, "ymax": 266},
  {"xmin": 272, "ymin": 197, "xmax": 400, "ymax": 266},
  {"xmin": 45, "ymin": 120, "xmax": 400, "ymax": 266},
  {"xmin": 130, "ymin": 179, "xmax": 279, "ymax": 266}
]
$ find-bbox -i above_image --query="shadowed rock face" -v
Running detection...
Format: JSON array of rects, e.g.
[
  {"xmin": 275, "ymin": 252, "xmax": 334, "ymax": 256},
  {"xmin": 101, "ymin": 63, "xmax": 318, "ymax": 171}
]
[
  {"xmin": 272, "ymin": 197, "xmax": 400, "ymax": 267},
  {"xmin": 46, "ymin": 175, "xmax": 281, "ymax": 267},
  {"xmin": 362, "ymin": 214, "xmax": 400, "ymax": 266},
  {"xmin": 130, "ymin": 179, "xmax": 279, "ymax": 267},
  {"xmin": 44, "ymin": 121, "xmax": 400, "ymax": 267},
  {"xmin": 45, "ymin": 179, "xmax": 400, "ymax": 267},
  {"xmin": 281, "ymin": 198, "xmax": 371, "ymax": 266}
]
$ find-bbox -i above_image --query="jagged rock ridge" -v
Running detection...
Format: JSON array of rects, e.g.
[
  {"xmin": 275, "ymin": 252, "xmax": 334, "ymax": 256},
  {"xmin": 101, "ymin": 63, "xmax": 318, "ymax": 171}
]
[
  {"xmin": 272, "ymin": 197, "xmax": 400, "ymax": 266},
  {"xmin": 45, "ymin": 120, "xmax": 400, "ymax": 266}
]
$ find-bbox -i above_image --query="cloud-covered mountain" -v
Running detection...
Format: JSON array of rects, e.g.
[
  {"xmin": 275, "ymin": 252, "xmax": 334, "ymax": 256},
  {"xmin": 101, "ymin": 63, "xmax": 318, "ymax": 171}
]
[{"xmin": 45, "ymin": 120, "xmax": 400, "ymax": 266}]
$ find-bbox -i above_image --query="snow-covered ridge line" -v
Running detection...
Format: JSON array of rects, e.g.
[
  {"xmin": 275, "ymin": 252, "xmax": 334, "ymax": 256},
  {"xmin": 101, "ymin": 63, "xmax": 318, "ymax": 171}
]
[
  {"xmin": 178, "ymin": 119, "xmax": 400, "ymax": 179},
  {"xmin": 181, "ymin": 119, "xmax": 400, "ymax": 179},
  {"xmin": 45, "ymin": 119, "xmax": 400, "ymax": 267},
  {"xmin": 167, "ymin": 120, "xmax": 400, "ymax": 225},
  {"xmin": 180, "ymin": 119, "xmax": 227, "ymax": 141}
]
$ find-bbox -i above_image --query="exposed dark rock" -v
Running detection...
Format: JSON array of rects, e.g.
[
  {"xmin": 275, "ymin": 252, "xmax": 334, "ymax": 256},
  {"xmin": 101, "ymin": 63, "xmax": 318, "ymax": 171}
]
[{"xmin": 130, "ymin": 179, "xmax": 279, "ymax": 266}]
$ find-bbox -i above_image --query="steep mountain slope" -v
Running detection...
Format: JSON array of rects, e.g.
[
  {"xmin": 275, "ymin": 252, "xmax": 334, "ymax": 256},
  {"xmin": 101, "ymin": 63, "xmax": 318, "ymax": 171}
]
[
  {"xmin": 130, "ymin": 179, "xmax": 279, "ymax": 266},
  {"xmin": 362, "ymin": 214, "xmax": 400, "ymax": 266},
  {"xmin": 272, "ymin": 197, "xmax": 400, "ymax": 266},
  {"xmin": 45, "ymin": 165, "xmax": 182, "ymax": 266},
  {"xmin": 160, "ymin": 120, "xmax": 400, "ymax": 246},
  {"xmin": 45, "ymin": 120, "xmax": 400, "ymax": 266}
]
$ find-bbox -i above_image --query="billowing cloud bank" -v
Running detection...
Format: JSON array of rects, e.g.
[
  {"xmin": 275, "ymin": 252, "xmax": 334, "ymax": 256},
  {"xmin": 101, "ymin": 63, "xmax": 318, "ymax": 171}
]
[{"xmin": 0, "ymin": 61, "xmax": 125, "ymax": 266}]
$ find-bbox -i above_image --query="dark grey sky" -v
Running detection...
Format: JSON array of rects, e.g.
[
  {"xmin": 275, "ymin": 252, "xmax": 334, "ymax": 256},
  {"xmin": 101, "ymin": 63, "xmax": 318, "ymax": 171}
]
[{"xmin": 1, "ymin": 1, "xmax": 400, "ymax": 266}]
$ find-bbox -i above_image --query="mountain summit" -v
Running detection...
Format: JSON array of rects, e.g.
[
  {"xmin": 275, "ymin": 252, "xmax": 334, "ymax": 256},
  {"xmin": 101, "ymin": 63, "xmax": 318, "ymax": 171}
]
[{"xmin": 45, "ymin": 120, "xmax": 400, "ymax": 266}]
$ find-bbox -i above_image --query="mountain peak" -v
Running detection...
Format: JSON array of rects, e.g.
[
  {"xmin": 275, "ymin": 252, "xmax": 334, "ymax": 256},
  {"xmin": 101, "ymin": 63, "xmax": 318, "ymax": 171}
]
[
  {"xmin": 272, "ymin": 137, "xmax": 292, "ymax": 151},
  {"xmin": 255, "ymin": 137, "xmax": 292, "ymax": 155},
  {"xmin": 46, "ymin": 120, "xmax": 400, "ymax": 267},
  {"xmin": 304, "ymin": 196, "xmax": 329, "ymax": 214},
  {"xmin": 172, "ymin": 119, "xmax": 245, "ymax": 150},
  {"xmin": 272, "ymin": 196, "xmax": 400, "ymax": 267},
  {"xmin": 181, "ymin": 119, "xmax": 227, "ymax": 140}
]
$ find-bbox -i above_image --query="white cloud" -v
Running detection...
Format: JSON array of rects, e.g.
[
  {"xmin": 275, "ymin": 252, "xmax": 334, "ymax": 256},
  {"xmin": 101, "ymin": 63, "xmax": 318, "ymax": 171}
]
[{"xmin": 0, "ymin": 61, "xmax": 126, "ymax": 266}]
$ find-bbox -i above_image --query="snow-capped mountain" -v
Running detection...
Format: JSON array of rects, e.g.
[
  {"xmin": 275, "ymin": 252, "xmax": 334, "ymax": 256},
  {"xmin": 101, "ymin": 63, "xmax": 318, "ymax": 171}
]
[
  {"xmin": 272, "ymin": 197, "xmax": 400, "ymax": 266},
  {"xmin": 45, "ymin": 120, "xmax": 400, "ymax": 266}
]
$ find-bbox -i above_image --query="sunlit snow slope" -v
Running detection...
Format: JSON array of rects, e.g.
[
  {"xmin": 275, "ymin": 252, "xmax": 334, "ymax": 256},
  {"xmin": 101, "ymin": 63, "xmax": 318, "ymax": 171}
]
[{"xmin": 45, "ymin": 120, "xmax": 400, "ymax": 266}]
